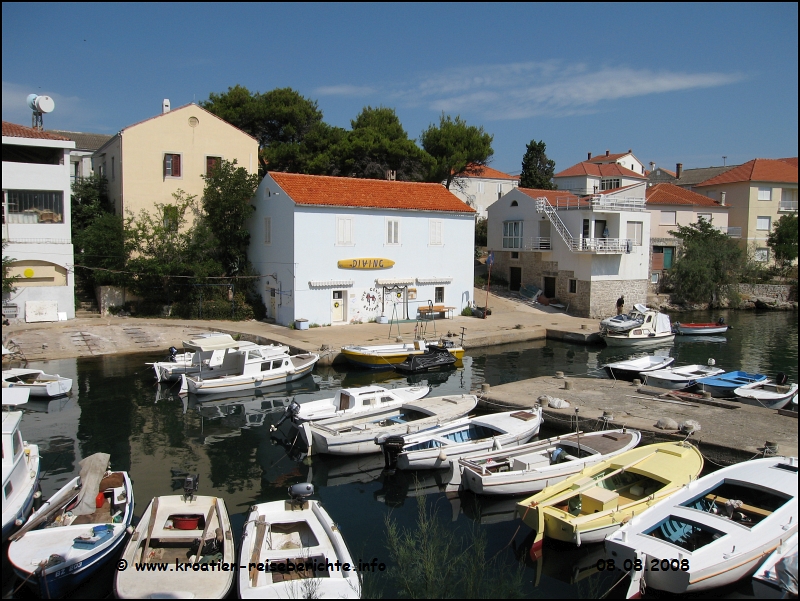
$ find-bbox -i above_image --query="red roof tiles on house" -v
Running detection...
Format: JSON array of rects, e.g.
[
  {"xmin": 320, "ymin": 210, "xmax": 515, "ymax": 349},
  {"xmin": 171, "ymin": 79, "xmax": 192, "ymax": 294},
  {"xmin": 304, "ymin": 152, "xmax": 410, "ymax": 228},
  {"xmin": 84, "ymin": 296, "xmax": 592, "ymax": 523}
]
[
  {"xmin": 2, "ymin": 121, "xmax": 70, "ymax": 141},
  {"xmin": 270, "ymin": 172, "xmax": 476, "ymax": 213},
  {"xmin": 778, "ymin": 157, "xmax": 798, "ymax": 168},
  {"xmin": 462, "ymin": 165, "xmax": 518, "ymax": 180},
  {"xmin": 646, "ymin": 183, "xmax": 727, "ymax": 207},
  {"xmin": 695, "ymin": 158, "xmax": 798, "ymax": 187},
  {"xmin": 587, "ymin": 152, "xmax": 628, "ymax": 163},
  {"xmin": 554, "ymin": 161, "xmax": 646, "ymax": 180},
  {"xmin": 517, "ymin": 187, "xmax": 587, "ymax": 207}
]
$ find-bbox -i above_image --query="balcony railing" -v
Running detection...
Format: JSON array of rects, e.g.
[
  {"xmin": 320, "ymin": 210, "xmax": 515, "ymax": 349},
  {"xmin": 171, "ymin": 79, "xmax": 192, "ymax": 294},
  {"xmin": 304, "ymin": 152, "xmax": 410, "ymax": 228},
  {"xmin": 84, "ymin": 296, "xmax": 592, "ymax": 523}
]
[
  {"xmin": 0, "ymin": 237, "xmax": 72, "ymax": 244},
  {"xmin": 570, "ymin": 238, "xmax": 633, "ymax": 253},
  {"xmin": 725, "ymin": 227, "xmax": 742, "ymax": 238},
  {"xmin": 779, "ymin": 200, "xmax": 798, "ymax": 212},
  {"xmin": 524, "ymin": 237, "xmax": 552, "ymax": 251},
  {"xmin": 546, "ymin": 196, "xmax": 647, "ymax": 212}
]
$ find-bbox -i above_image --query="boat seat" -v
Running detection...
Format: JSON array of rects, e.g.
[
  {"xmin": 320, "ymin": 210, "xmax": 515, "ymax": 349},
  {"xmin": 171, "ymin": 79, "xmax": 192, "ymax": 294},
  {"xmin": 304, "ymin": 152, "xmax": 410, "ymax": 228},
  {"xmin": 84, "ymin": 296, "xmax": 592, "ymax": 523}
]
[{"xmin": 512, "ymin": 453, "xmax": 550, "ymax": 471}]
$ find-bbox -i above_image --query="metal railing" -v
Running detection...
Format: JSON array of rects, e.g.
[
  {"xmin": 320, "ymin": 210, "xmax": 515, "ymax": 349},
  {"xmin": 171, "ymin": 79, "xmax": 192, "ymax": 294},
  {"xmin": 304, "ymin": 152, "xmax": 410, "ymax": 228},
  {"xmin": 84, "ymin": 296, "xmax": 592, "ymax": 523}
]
[
  {"xmin": 0, "ymin": 237, "xmax": 72, "ymax": 244},
  {"xmin": 544, "ymin": 196, "xmax": 647, "ymax": 212},
  {"xmin": 534, "ymin": 198, "xmax": 631, "ymax": 254},
  {"xmin": 779, "ymin": 200, "xmax": 798, "ymax": 212},
  {"xmin": 725, "ymin": 227, "xmax": 742, "ymax": 238},
  {"xmin": 524, "ymin": 237, "xmax": 552, "ymax": 251}
]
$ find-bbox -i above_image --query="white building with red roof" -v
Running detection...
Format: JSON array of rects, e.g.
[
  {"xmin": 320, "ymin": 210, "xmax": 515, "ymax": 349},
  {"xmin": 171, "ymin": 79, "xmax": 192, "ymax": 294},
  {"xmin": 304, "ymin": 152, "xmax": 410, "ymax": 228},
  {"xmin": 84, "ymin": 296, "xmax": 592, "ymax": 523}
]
[
  {"xmin": 247, "ymin": 172, "xmax": 476, "ymax": 326},
  {"xmin": 553, "ymin": 150, "xmax": 648, "ymax": 196},
  {"xmin": 2, "ymin": 121, "xmax": 76, "ymax": 321},
  {"xmin": 486, "ymin": 183, "xmax": 650, "ymax": 318},
  {"xmin": 446, "ymin": 164, "xmax": 519, "ymax": 219}
]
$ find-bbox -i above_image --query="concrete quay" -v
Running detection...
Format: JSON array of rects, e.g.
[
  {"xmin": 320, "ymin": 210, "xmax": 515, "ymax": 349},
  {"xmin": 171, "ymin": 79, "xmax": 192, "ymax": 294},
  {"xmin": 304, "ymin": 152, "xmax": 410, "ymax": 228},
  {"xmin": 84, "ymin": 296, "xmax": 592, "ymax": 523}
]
[
  {"xmin": 474, "ymin": 375, "xmax": 798, "ymax": 465},
  {"xmin": 2, "ymin": 288, "xmax": 601, "ymax": 363}
]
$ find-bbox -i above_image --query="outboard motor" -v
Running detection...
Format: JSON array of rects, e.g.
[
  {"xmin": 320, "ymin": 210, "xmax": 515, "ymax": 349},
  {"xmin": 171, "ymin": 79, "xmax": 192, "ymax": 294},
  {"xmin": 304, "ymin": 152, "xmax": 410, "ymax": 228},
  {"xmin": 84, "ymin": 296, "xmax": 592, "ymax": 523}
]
[
  {"xmin": 717, "ymin": 317, "xmax": 725, "ymax": 325},
  {"xmin": 776, "ymin": 372, "xmax": 788, "ymax": 386},
  {"xmin": 288, "ymin": 483, "xmax": 314, "ymax": 508},
  {"xmin": 269, "ymin": 400, "xmax": 302, "ymax": 432},
  {"xmin": 378, "ymin": 435, "xmax": 406, "ymax": 472},
  {"xmin": 168, "ymin": 346, "xmax": 179, "ymax": 362},
  {"xmin": 183, "ymin": 474, "xmax": 200, "ymax": 501}
]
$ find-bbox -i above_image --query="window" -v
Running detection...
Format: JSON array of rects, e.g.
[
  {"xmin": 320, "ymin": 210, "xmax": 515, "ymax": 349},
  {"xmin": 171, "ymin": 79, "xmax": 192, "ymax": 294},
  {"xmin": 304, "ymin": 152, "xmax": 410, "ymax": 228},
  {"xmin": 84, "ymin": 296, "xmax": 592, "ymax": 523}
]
[
  {"xmin": 697, "ymin": 213, "xmax": 711, "ymax": 223},
  {"xmin": 386, "ymin": 218, "xmax": 400, "ymax": 245},
  {"xmin": 497, "ymin": 183, "xmax": 504, "ymax": 200},
  {"xmin": 758, "ymin": 187, "xmax": 772, "ymax": 201},
  {"xmin": 163, "ymin": 205, "xmax": 179, "ymax": 231},
  {"xmin": 13, "ymin": 430, "xmax": 22, "ymax": 457},
  {"xmin": 503, "ymin": 220, "xmax": 523, "ymax": 249},
  {"xmin": 164, "ymin": 153, "xmax": 181, "ymax": 178},
  {"xmin": 601, "ymin": 178, "xmax": 620, "ymax": 190},
  {"xmin": 435, "ymin": 287, "xmax": 444, "ymax": 303},
  {"xmin": 477, "ymin": 182, "xmax": 485, "ymax": 194},
  {"xmin": 569, "ymin": 279, "xmax": 577, "ymax": 294},
  {"xmin": 264, "ymin": 217, "xmax": 271, "ymax": 245},
  {"xmin": 756, "ymin": 216, "xmax": 771, "ymax": 231},
  {"xmin": 660, "ymin": 211, "xmax": 676, "ymax": 225},
  {"xmin": 336, "ymin": 216, "xmax": 353, "ymax": 245},
  {"xmin": 754, "ymin": 248, "xmax": 769, "ymax": 262},
  {"xmin": 4, "ymin": 190, "xmax": 64, "ymax": 223},
  {"xmin": 781, "ymin": 188, "xmax": 798, "ymax": 211},
  {"xmin": 429, "ymin": 219, "xmax": 443, "ymax": 246},
  {"xmin": 626, "ymin": 221, "xmax": 643, "ymax": 245},
  {"xmin": 206, "ymin": 156, "xmax": 221, "ymax": 176},
  {"xmin": 511, "ymin": 251, "xmax": 519, "ymax": 260},
  {"xmin": 510, "ymin": 200, "xmax": 518, "ymax": 207},
  {"xmin": 651, "ymin": 272, "xmax": 660, "ymax": 284}
]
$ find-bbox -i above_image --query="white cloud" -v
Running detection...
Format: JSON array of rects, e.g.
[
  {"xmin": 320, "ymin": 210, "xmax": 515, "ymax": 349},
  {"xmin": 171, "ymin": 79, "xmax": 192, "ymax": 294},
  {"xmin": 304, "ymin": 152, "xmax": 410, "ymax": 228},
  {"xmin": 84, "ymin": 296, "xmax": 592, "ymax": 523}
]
[
  {"xmin": 389, "ymin": 62, "xmax": 745, "ymax": 120},
  {"xmin": 314, "ymin": 84, "xmax": 376, "ymax": 97},
  {"xmin": 2, "ymin": 80, "xmax": 109, "ymax": 131}
]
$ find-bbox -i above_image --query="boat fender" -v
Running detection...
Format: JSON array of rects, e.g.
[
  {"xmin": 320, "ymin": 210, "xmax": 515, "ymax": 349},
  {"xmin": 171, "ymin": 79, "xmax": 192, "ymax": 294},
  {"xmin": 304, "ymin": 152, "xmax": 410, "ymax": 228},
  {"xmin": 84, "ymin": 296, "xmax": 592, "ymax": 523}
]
[{"xmin": 437, "ymin": 449, "xmax": 448, "ymax": 463}]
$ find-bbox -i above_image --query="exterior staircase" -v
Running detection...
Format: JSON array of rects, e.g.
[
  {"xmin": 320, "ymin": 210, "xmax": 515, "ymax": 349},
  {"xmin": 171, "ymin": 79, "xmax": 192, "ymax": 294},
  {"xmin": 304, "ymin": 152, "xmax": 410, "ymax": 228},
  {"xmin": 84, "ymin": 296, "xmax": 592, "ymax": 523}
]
[{"xmin": 75, "ymin": 297, "xmax": 101, "ymax": 318}]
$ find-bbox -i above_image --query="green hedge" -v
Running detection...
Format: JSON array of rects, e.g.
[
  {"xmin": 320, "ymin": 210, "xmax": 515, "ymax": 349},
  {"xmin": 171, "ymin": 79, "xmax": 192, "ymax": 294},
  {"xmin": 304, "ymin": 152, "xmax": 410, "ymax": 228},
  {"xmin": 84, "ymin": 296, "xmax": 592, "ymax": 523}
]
[{"xmin": 171, "ymin": 299, "xmax": 255, "ymax": 321}]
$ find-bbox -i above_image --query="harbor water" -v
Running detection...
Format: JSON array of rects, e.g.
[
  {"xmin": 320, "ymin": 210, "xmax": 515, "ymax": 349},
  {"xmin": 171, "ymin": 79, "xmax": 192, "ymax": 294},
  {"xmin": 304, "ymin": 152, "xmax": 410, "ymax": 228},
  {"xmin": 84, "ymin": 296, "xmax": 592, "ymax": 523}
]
[{"xmin": 3, "ymin": 309, "xmax": 796, "ymax": 598}]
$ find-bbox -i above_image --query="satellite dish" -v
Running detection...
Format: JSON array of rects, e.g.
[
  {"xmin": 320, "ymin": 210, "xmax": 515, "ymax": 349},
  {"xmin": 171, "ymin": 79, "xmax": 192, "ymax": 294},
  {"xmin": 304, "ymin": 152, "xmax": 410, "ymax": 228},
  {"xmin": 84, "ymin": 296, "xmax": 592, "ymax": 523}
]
[
  {"xmin": 27, "ymin": 94, "xmax": 39, "ymax": 110},
  {"xmin": 35, "ymin": 96, "xmax": 55, "ymax": 113}
]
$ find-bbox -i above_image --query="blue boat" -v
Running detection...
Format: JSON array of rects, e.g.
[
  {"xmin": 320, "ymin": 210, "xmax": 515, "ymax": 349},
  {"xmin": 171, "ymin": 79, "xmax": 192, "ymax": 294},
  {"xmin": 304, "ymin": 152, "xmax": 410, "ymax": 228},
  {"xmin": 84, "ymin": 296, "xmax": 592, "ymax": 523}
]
[{"xmin": 695, "ymin": 370, "xmax": 767, "ymax": 398}]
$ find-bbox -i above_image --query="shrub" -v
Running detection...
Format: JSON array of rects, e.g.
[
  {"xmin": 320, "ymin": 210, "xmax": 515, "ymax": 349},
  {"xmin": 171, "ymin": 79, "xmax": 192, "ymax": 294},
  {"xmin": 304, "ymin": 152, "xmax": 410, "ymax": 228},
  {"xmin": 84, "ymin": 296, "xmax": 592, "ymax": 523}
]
[{"xmin": 461, "ymin": 306, "xmax": 473, "ymax": 317}]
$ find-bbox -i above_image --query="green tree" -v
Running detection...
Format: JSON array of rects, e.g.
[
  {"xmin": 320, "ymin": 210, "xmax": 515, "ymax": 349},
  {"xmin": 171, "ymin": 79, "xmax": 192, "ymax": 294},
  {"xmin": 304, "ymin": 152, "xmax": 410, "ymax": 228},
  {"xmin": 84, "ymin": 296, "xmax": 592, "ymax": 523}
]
[
  {"xmin": 201, "ymin": 159, "xmax": 261, "ymax": 276},
  {"xmin": 76, "ymin": 212, "xmax": 127, "ymax": 288},
  {"xmin": 519, "ymin": 139, "xmax": 556, "ymax": 189},
  {"xmin": 2, "ymin": 242, "xmax": 21, "ymax": 295},
  {"xmin": 767, "ymin": 214, "xmax": 798, "ymax": 273},
  {"xmin": 335, "ymin": 106, "xmax": 432, "ymax": 180},
  {"xmin": 669, "ymin": 219, "xmax": 745, "ymax": 305},
  {"xmin": 475, "ymin": 217, "xmax": 488, "ymax": 246},
  {"xmin": 71, "ymin": 174, "xmax": 111, "ymax": 252},
  {"xmin": 420, "ymin": 113, "xmax": 494, "ymax": 189}
]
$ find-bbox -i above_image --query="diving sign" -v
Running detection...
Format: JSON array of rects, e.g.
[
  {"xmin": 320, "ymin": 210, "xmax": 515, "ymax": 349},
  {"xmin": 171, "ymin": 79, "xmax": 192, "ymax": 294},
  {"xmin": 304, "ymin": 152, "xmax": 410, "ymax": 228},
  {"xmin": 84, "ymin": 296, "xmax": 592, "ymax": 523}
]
[{"xmin": 337, "ymin": 258, "xmax": 395, "ymax": 270}]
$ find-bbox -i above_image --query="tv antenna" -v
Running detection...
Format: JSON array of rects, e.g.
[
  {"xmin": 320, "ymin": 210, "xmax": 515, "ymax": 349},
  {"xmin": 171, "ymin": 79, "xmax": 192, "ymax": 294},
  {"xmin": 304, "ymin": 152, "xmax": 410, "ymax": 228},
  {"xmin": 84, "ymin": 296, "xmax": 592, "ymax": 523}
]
[{"xmin": 27, "ymin": 94, "xmax": 55, "ymax": 130}]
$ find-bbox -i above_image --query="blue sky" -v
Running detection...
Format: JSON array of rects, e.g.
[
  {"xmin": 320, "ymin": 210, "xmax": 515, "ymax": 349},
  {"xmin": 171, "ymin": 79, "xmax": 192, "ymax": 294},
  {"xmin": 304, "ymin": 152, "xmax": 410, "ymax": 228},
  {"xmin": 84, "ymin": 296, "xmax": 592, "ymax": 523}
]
[{"xmin": 3, "ymin": 3, "xmax": 797, "ymax": 175}]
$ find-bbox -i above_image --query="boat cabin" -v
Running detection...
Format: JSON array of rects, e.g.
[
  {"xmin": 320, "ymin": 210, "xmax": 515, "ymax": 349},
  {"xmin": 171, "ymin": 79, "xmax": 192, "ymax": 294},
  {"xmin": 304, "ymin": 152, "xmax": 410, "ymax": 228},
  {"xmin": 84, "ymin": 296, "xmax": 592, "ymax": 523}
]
[
  {"xmin": 2, "ymin": 412, "xmax": 27, "ymax": 503},
  {"xmin": 333, "ymin": 387, "xmax": 403, "ymax": 412}
]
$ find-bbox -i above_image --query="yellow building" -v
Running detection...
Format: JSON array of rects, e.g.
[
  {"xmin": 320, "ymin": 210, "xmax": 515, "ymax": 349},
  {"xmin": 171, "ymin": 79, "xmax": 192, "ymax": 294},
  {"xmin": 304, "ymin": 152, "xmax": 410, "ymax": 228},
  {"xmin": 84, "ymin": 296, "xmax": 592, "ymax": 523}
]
[
  {"xmin": 694, "ymin": 158, "xmax": 797, "ymax": 262},
  {"xmin": 93, "ymin": 101, "xmax": 258, "ymax": 221}
]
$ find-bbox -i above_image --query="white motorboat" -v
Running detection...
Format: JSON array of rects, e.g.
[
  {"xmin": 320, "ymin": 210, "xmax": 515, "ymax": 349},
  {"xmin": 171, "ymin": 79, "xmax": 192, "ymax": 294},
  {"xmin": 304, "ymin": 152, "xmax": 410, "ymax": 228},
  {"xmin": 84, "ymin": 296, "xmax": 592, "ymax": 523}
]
[
  {"xmin": 180, "ymin": 348, "xmax": 319, "ymax": 395},
  {"xmin": 300, "ymin": 394, "xmax": 478, "ymax": 456},
  {"xmin": 605, "ymin": 455, "xmax": 799, "ymax": 597},
  {"xmin": 150, "ymin": 334, "xmax": 290, "ymax": 382},
  {"xmin": 752, "ymin": 532, "xmax": 798, "ymax": 598},
  {"xmin": 239, "ymin": 484, "xmax": 360, "ymax": 599},
  {"xmin": 378, "ymin": 407, "xmax": 543, "ymax": 471},
  {"xmin": 115, "ymin": 491, "xmax": 235, "ymax": 599},
  {"xmin": 734, "ymin": 377, "xmax": 799, "ymax": 410},
  {"xmin": 2, "ymin": 368, "xmax": 72, "ymax": 397},
  {"xmin": 459, "ymin": 429, "xmax": 641, "ymax": 496},
  {"xmin": 601, "ymin": 308, "xmax": 675, "ymax": 347},
  {"xmin": 278, "ymin": 385, "xmax": 431, "ymax": 426},
  {"xmin": 600, "ymin": 306, "xmax": 646, "ymax": 333},
  {"xmin": 2, "ymin": 389, "xmax": 40, "ymax": 542},
  {"xmin": 9, "ymin": 454, "xmax": 133, "ymax": 598},
  {"xmin": 643, "ymin": 363, "xmax": 725, "ymax": 390},
  {"xmin": 603, "ymin": 355, "xmax": 674, "ymax": 381}
]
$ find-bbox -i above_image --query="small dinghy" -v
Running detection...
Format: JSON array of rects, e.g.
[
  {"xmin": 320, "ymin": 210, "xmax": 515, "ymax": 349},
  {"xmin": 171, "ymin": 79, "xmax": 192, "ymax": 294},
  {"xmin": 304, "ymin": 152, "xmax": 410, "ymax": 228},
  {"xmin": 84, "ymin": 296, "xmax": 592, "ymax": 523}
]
[
  {"xmin": 643, "ymin": 361, "xmax": 725, "ymax": 390},
  {"xmin": 734, "ymin": 374, "xmax": 798, "ymax": 409},
  {"xmin": 695, "ymin": 370, "xmax": 767, "ymax": 398},
  {"xmin": 273, "ymin": 385, "xmax": 430, "ymax": 426},
  {"xmin": 459, "ymin": 429, "xmax": 641, "ymax": 496},
  {"xmin": 605, "ymin": 455, "xmax": 798, "ymax": 597},
  {"xmin": 674, "ymin": 317, "xmax": 729, "ymax": 335},
  {"xmin": 115, "ymin": 477, "xmax": 234, "ymax": 599},
  {"xmin": 9, "ymin": 453, "xmax": 133, "ymax": 599},
  {"xmin": 394, "ymin": 344, "xmax": 457, "ymax": 373},
  {"xmin": 377, "ymin": 407, "xmax": 543, "ymax": 471},
  {"xmin": 603, "ymin": 355, "xmax": 674, "ymax": 381},
  {"xmin": 2, "ymin": 368, "xmax": 72, "ymax": 397},
  {"xmin": 2, "ymin": 389, "xmax": 40, "ymax": 542},
  {"xmin": 239, "ymin": 484, "xmax": 360, "ymax": 599}
]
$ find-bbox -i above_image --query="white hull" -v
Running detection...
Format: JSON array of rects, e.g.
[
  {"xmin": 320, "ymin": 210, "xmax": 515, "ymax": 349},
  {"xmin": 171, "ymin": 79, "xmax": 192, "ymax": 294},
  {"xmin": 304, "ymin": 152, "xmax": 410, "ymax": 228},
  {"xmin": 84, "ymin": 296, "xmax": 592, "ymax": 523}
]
[
  {"xmin": 644, "ymin": 365, "xmax": 725, "ymax": 390},
  {"xmin": 2, "ymin": 369, "xmax": 72, "ymax": 397},
  {"xmin": 295, "ymin": 385, "xmax": 430, "ymax": 422},
  {"xmin": 675, "ymin": 325, "xmax": 728, "ymax": 335},
  {"xmin": 734, "ymin": 382, "xmax": 798, "ymax": 410},
  {"xmin": 603, "ymin": 333, "xmax": 675, "ymax": 347},
  {"xmin": 184, "ymin": 354, "xmax": 318, "ymax": 395}
]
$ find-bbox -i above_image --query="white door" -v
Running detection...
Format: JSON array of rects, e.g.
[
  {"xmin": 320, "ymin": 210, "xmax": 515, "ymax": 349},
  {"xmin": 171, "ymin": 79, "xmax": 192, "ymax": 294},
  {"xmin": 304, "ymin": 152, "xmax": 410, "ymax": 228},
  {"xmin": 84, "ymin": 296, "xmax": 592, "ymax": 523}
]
[
  {"xmin": 332, "ymin": 291, "xmax": 345, "ymax": 322},
  {"xmin": 267, "ymin": 288, "xmax": 277, "ymax": 319}
]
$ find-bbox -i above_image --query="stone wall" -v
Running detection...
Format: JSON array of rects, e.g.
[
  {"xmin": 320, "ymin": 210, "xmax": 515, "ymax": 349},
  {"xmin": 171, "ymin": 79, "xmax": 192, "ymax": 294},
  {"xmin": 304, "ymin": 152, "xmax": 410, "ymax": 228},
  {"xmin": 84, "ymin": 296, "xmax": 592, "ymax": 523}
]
[
  {"xmin": 590, "ymin": 279, "xmax": 648, "ymax": 319},
  {"xmin": 738, "ymin": 283, "xmax": 795, "ymax": 302}
]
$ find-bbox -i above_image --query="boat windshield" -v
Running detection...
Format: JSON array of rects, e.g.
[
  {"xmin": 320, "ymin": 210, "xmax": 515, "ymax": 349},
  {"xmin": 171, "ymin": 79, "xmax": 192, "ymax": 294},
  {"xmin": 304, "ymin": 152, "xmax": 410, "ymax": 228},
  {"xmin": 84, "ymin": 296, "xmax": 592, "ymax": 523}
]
[
  {"xmin": 680, "ymin": 480, "xmax": 791, "ymax": 527},
  {"xmin": 645, "ymin": 515, "xmax": 726, "ymax": 551}
]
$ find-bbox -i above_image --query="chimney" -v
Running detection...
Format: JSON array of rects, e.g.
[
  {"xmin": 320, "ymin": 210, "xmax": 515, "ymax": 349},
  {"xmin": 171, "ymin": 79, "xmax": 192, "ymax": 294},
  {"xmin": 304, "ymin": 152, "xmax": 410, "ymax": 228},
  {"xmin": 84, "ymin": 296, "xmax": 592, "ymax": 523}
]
[
  {"xmin": 605, "ymin": 150, "xmax": 610, "ymax": 157},
  {"xmin": 162, "ymin": 99, "xmax": 171, "ymax": 114},
  {"xmin": 720, "ymin": 192, "xmax": 726, "ymax": 206},
  {"xmin": 676, "ymin": 163, "xmax": 683, "ymax": 179},
  {"xmin": 588, "ymin": 152, "xmax": 592, "ymax": 160},
  {"xmin": 385, "ymin": 170, "xmax": 396, "ymax": 181},
  {"xmin": 628, "ymin": 148, "xmax": 632, "ymax": 153}
]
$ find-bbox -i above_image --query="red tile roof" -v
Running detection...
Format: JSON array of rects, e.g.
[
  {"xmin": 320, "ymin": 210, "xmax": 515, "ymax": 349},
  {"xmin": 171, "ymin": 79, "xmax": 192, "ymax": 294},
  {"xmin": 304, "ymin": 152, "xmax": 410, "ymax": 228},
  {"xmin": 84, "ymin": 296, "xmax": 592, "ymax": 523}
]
[
  {"xmin": 695, "ymin": 158, "xmax": 798, "ymax": 187},
  {"xmin": 587, "ymin": 152, "xmax": 628, "ymax": 163},
  {"xmin": 517, "ymin": 187, "xmax": 586, "ymax": 207},
  {"xmin": 554, "ymin": 161, "xmax": 646, "ymax": 180},
  {"xmin": 778, "ymin": 157, "xmax": 798, "ymax": 168},
  {"xmin": 270, "ymin": 172, "xmax": 476, "ymax": 213},
  {"xmin": 2, "ymin": 121, "xmax": 70, "ymax": 141},
  {"xmin": 462, "ymin": 164, "xmax": 518, "ymax": 180},
  {"xmin": 646, "ymin": 183, "xmax": 727, "ymax": 207}
]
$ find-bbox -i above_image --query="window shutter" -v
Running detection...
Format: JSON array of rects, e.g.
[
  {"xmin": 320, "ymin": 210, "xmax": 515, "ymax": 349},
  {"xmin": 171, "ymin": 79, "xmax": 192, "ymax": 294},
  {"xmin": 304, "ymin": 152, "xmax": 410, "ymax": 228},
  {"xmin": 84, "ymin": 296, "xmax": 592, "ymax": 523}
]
[
  {"xmin": 264, "ymin": 217, "xmax": 271, "ymax": 245},
  {"xmin": 173, "ymin": 154, "xmax": 181, "ymax": 177},
  {"xmin": 163, "ymin": 154, "xmax": 168, "ymax": 177}
]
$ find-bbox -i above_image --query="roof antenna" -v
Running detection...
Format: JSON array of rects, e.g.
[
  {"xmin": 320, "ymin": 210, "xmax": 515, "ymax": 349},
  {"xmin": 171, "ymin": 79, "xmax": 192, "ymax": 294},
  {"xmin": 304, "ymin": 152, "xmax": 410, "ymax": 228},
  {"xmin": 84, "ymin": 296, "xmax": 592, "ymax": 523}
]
[{"xmin": 722, "ymin": 156, "xmax": 727, "ymax": 166}]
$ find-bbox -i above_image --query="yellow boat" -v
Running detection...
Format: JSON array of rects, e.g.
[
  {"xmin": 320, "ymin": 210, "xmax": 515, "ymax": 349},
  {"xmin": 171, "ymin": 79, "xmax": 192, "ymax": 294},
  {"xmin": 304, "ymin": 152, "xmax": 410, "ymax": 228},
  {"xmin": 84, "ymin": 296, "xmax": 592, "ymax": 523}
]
[
  {"xmin": 517, "ymin": 441, "xmax": 704, "ymax": 557},
  {"xmin": 340, "ymin": 339, "xmax": 464, "ymax": 369}
]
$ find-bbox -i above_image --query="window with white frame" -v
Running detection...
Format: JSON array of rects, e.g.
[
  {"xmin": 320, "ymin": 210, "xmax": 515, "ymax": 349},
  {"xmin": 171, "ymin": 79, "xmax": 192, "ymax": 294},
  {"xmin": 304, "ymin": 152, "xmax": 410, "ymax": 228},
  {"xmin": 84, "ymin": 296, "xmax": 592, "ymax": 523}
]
[
  {"xmin": 781, "ymin": 188, "xmax": 798, "ymax": 210},
  {"xmin": 601, "ymin": 178, "xmax": 620, "ymax": 190},
  {"xmin": 264, "ymin": 217, "xmax": 271, "ymax": 245},
  {"xmin": 435, "ymin": 287, "xmax": 444, "ymax": 303},
  {"xmin": 626, "ymin": 221, "xmax": 643, "ymax": 245},
  {"xmin": 477, "ymin": 182, "xmax": 485, "ymax": 194},
  {"xmin": 503, "ymin": 220, "xmax": 523, "ymax": 249},
  {"xmin": 386, "ymin": 218, "xmax": 400, "ymax": 245},
  {"xmin": 163, "ymin": 153, "xmax": 182, "ymax": 178},
  {"xmin": 756, "ymin": 216, "xmax": 771, "ymax": 231},
  {"xmin": 660, "ymin": 211, "xmax": 676, "ymax": 226},
  {"xmin": 697, "ymin": 213, "xmax": 712, "ymax": 223},
  {"xmin": 336, "ymin": 216, "xmax": 353, "ymax": 245},
  {"xmin": 754, "ymin": 248, "xmax": 769, "ymax": 262},
  {"xmin": 429, "ymin": 219, "xmax": 443, "ymax": 245},
  {"xmin": 651, "ymin": 272, "xmax": 660, "ymax": 284},
  {"xmin": 758, "ymin": 187, "xmax": 772, "ymax": 201}
]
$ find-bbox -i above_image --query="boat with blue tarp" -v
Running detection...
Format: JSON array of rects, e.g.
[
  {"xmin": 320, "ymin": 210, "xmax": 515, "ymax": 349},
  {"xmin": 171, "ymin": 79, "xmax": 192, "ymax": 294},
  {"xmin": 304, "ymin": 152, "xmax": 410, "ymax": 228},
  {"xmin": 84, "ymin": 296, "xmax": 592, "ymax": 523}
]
[{"xmin": 695, "ymin": 370, "xmax": 767, "ymax": 398}]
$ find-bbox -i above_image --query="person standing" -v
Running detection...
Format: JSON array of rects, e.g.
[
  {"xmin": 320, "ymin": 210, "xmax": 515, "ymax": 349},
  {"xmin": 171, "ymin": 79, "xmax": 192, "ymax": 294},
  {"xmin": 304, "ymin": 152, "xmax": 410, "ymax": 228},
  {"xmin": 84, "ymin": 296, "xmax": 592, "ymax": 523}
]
[{"xmin": 616, "ymin": 294, "xmax": 625, "ymax": 315}]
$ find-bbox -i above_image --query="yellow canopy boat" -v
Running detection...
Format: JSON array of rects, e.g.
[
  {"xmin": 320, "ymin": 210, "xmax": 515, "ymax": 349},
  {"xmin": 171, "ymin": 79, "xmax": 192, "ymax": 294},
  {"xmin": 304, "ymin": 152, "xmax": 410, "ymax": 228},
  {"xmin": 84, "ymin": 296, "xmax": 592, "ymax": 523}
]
[
  {"xmin": 340, "ymin": 339, "xmax": 464, "ymax": 369},
  {"xmin": 517, "ymin": 441, "xmax": 704, "ymax": 557}
]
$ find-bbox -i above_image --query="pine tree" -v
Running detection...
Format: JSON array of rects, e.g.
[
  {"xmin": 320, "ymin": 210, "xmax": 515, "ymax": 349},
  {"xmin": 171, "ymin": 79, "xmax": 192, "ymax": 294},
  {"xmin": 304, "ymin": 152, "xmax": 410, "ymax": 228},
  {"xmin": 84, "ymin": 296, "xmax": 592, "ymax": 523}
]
[{"xmin": 519, "ymin": 139, "xmax": 556, "ymax": 190}]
